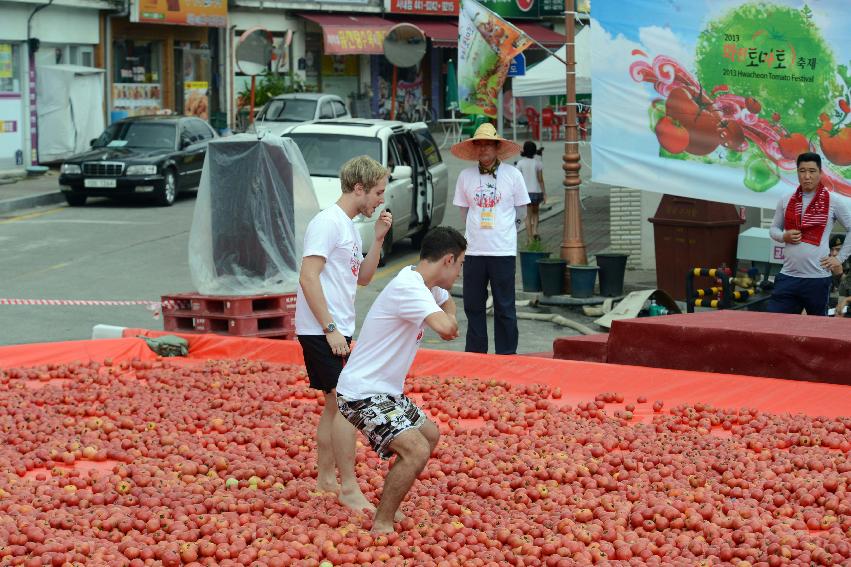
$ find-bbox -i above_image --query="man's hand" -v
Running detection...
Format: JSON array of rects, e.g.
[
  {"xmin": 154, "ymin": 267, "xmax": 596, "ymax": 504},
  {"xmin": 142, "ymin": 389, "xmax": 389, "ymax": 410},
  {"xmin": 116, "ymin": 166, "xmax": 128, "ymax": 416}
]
[
  {"xmin": 442, "ymin": 315, "xmax": 459, "ymax": 341},
  {"xmin": 374, "ymin": 211, "xmax": 392, "ymax": 242},
  {"xmin": 783, "ymin": 229, "xmax": 802, "ymax": 244},
  {"xmin": 821, "ymin": 255, "xmax": 843, "ymax": 275},
  {"xmin": 326, "ymin": 330, "xmax": 350, "ymax": 357}
]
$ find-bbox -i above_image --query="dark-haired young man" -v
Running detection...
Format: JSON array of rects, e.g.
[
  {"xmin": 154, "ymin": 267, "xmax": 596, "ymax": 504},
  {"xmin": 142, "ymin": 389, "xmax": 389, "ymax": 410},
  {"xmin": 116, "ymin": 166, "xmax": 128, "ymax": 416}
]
[
  {"xmin": 768, "ymin": 152, "xmax": 851, "ymax": 315},
  {"xmin": 332, "ymin": 226, "xmax": 466, "ymax": 533}
]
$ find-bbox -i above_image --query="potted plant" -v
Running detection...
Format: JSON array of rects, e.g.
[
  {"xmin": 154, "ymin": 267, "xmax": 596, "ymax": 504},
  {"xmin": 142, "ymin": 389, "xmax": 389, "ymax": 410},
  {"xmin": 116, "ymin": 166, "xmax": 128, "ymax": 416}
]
[{"xmin": 518, "ymin": 238, "xmax": 551, "ymax": 292}]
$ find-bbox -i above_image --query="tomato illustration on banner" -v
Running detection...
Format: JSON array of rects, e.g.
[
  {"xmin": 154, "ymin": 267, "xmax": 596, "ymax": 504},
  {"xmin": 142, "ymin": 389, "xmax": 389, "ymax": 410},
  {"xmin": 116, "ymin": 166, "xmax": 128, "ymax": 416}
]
[{"xmin": 592, "ymin": 0, "xmax": 851, "ymax": 208}]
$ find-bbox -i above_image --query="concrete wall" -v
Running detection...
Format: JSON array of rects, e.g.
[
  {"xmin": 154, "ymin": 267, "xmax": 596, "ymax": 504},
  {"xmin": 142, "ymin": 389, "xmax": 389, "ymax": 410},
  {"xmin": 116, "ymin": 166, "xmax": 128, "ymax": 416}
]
[
  {"xmin": 0, "ymin": 3, "xmax": 100, "ymax": 44},
  {"xmin": 609, "ymin": 187, "xmax": 662, "ymax": 270}
]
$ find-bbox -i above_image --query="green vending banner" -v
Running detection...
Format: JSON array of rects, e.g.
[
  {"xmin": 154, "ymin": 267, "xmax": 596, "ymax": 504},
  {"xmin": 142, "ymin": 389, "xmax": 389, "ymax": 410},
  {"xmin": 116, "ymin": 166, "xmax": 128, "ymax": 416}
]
[
  {"xmin": 458, "ymin": 0, "xmax": 534, "ymax": 117},
  {"xmin": 592, "ymin": 0, "xmax": 851, "ymax": 206}
]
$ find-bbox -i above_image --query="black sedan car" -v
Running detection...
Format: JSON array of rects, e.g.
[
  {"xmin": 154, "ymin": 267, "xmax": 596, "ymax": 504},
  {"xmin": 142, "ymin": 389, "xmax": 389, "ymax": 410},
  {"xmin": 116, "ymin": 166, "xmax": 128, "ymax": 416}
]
[{"xmin": 58, "ymin": 115, "xmax": 217, "ymax": 206}]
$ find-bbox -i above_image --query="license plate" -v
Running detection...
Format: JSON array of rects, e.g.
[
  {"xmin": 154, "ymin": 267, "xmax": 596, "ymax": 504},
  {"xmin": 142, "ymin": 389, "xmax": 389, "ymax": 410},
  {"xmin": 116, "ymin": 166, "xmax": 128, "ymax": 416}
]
[{"xmin": 84, "ymin": 178, "xmax": 117, "ymax": 188}]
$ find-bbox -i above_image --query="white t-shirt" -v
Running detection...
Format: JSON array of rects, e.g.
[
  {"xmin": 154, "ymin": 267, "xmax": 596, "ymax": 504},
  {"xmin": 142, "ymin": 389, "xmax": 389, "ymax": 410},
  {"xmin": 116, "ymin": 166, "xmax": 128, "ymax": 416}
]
[
  {"xmin": 453, "ymin": 163, "xmax": 531, "ymax": 256},
  {"xmin": 515, "ymin": 156, "xmax": 542, "ymax": 194},
  {"xmin": 336, "ymin": 266, "xmax": 450, "ymax": 399},
  {"xmin": 295, "ymin": 204, "xmax": 363, "ymax": 336}
]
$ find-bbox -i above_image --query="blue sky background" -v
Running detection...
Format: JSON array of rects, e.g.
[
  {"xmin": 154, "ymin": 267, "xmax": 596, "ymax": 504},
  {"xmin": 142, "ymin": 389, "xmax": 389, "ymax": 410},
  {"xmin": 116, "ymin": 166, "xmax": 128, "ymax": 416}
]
[{"xmin": 593, "ymin": 0, "xmax": 850, "ymax": 56}]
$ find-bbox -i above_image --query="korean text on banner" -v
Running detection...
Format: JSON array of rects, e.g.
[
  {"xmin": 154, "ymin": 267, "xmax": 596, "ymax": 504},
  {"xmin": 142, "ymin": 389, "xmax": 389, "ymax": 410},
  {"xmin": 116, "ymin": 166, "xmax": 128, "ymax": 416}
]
[
  {"xmin": 132, "ymin": 0, "xmax": 227, "ymax": 28},
  {"xmin": 458, "ymin": 0, "xmax": 533, "ymax": 117},
  {"xmin": 592, "ymin": 0, "xmax": 851, "ymax": 208}
]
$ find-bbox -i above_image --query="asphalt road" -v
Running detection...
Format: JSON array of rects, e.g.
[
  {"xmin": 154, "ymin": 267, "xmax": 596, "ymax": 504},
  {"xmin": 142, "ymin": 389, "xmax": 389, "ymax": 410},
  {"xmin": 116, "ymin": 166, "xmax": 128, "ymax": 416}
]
[
  {"xmin": 0, "ymin": 196, "xmax": 581, "ymax": 352},
  {"xmin": 0, "ymin": 139, "xmax": 590, "ymax": 352}
]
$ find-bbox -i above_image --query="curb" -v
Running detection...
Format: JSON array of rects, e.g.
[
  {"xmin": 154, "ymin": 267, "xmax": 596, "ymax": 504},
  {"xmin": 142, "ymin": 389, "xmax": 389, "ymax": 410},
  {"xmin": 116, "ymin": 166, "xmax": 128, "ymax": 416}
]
[{"xmin": 0, "ymin": 191, "xmax": 66, "ymax": 215}]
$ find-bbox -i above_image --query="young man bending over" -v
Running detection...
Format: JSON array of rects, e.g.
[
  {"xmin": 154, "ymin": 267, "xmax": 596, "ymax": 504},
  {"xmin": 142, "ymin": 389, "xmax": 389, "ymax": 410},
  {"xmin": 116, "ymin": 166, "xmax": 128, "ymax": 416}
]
[{"xmin": 333, "ymin": 226, "xmax": 466, "ymax": 533}]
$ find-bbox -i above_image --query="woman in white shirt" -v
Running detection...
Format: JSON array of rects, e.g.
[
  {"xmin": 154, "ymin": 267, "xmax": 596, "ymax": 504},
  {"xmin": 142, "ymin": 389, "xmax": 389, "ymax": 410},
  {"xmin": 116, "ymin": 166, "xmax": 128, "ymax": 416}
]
[{"xmin": 515, "ymin": 141, "xmax": 546, "ymax": 240}]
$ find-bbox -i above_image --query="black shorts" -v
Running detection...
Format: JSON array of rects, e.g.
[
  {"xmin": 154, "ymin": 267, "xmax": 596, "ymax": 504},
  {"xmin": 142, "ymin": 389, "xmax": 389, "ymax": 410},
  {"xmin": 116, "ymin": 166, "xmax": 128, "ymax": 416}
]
[
  {"xmin": 528, "ymin": 193, "xmax": 544, "ymax": 206},
  {"xmin": 297, "ymin": 334, "xmax": 352, "ymax": 393}
]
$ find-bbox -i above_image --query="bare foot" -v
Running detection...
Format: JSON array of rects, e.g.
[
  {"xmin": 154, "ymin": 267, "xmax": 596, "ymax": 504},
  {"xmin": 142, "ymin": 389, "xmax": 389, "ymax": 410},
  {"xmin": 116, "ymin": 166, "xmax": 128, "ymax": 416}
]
[
  {"xmin": 394, "ymin": 509, "xmax": 405, "ymax": 522},
  {"xmin": 338, "ymin": 489, "xmax": 375, "ymax": 514},
  {"xmin": 316, "ymin": 478, "xmax": 340, "ymax": 494},
  {"xmin": 370, "ymin": 520, "xmax": 395, "ymax": 534}
]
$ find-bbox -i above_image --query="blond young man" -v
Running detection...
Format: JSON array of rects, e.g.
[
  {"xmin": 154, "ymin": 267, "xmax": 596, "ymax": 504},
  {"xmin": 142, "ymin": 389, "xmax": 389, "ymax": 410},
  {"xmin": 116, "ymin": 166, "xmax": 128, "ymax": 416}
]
[{"xmin": 295, "ymin": 155, "xmax": 392, "ymax": 510}]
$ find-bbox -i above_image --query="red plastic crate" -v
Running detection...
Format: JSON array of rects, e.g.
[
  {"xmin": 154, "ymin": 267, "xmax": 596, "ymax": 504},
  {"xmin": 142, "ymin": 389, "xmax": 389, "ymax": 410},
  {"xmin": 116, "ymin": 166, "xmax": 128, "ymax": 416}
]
[
  {"xmin": 161, "ymin": 292, "xmax": 296, "ymax": 317},
  {"xmin": 163, "ymin": 312, "xmax": 293, "ymax": 337}
]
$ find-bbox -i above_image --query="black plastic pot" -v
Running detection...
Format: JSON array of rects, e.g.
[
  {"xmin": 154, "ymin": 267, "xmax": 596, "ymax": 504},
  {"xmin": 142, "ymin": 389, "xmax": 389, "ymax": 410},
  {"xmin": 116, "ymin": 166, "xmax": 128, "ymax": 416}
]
[
  {"xmin": 537, "ymin": 258, "xmax": 567, "ymax": 296},
  {"xmin": 595, "ymin": 253, "xmax": 629, "ymax": 297}
]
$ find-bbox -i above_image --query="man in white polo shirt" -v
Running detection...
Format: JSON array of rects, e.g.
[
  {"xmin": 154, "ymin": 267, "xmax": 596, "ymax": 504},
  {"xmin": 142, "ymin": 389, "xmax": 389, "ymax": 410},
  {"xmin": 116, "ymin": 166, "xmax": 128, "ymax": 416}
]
[
  {"xmin": 295, "ymin": 155, "xmax": 391, "ymax": 511},
  {"xmin": 333, "ymin": 226, "xmax": 466, "ymax": 533}
]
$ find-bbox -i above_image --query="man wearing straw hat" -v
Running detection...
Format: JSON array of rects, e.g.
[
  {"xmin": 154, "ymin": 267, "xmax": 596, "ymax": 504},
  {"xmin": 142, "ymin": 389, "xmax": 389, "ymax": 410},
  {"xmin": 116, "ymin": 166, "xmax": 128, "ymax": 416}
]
[{"xmin": 451, "ymin": 122, "xmax": 530, "ymax": 354}]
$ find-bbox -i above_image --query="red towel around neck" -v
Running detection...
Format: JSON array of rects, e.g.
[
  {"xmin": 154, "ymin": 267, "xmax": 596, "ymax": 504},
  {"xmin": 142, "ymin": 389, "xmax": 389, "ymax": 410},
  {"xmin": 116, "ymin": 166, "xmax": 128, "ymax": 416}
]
[{"xmin": 784, "ymin": 184, "xmax": 831, "ymax": 245}]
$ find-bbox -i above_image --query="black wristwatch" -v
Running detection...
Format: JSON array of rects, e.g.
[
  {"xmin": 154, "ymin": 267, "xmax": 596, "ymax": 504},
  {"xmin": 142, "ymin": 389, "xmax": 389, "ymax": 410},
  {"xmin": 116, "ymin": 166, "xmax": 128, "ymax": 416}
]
[{"xmin": 322, "ymin": 322, "xmax": 337, "ymax": 334}]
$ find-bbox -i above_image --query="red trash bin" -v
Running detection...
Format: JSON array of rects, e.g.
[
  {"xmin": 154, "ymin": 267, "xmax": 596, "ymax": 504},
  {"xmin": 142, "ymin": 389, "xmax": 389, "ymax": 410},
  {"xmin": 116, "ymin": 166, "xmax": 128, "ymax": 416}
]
[{"xmin": 649, "ymin": 195, "xmax": 745, "ymax": 301}]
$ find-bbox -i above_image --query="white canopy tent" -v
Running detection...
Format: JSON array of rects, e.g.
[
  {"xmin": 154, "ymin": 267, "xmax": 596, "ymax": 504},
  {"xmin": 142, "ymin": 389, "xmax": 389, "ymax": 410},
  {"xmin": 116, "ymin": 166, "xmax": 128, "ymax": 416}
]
[
  {"xmin": 507, "ymin": 28, "xmax": 590, "ymax": 142},
  {"xmin": 512, "ymin": 28, "xmax": 591, "ymax": 97},
  {"xmin": 37, "ymin": 65, "xmax": 105, "ymax": 163}
]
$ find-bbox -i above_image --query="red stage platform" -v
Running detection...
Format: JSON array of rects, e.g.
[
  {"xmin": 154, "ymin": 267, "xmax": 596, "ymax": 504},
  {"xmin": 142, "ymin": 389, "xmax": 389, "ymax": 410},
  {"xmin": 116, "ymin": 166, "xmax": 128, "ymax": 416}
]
[{"xmin": 555, "ymin": 311, "xmax": 851, "ymax": 385}]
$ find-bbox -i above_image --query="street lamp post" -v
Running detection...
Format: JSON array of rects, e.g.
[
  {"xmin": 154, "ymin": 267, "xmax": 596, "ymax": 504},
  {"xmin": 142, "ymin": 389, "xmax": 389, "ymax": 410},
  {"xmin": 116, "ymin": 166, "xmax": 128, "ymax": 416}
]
[{"xmin": 561, "ymin": 0, "xmax": 587, "ymax": 286}]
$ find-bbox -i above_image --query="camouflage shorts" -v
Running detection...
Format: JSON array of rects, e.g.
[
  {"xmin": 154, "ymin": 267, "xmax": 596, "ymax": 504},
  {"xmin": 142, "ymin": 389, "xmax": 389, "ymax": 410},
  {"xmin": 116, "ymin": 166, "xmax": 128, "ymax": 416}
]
[{"xmin": 336, "ymin": 393, "xmax": 426, "ymax": 460}]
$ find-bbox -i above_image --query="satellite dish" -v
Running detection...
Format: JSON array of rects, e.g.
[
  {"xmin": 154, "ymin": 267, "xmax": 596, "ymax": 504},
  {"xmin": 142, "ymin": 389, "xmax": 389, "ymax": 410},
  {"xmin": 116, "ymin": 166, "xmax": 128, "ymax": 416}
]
[
  {"xmin": 383, "ymin": 23, "xmax": 426, "ymax": 68},
  {"xmin": 236, "ymin": 27, "xmax": 274, "ymax": 76}
]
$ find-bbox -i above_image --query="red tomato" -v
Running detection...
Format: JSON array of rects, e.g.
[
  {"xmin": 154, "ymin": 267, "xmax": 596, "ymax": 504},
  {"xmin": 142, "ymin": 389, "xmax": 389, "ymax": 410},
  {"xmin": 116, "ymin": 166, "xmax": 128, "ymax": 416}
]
[
  {"xmin": 778, "ymin": 133, "xmax": 810, "ymax": 161},
  {"xmin": 665, "ymin": 87, "xmax": 699, "ymax": 124},
  {"xmin": 745, "ymin": 97, "xmax": 761, "ymax": 114},
  {"xmin": 683, "ymin": 110, "xmax": 722, "ymax": 155},
  {"xmin": 655, "ymin": 117, "xmax": 690, "ymax": 154}
]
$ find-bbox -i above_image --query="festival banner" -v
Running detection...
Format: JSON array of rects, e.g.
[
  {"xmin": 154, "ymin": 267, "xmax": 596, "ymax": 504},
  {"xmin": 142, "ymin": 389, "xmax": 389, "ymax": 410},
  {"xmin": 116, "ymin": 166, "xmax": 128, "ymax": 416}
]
[
  {"xmin": 592, "ymin": 0, "xmax": 851, "ymax": 208},
  {"xmin": 458, "ymin": 0, "xmax": 534, "ymax": 117}
]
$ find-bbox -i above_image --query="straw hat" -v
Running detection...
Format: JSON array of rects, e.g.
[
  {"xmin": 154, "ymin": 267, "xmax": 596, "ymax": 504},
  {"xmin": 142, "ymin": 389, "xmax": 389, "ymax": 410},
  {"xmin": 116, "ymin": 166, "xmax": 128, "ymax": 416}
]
[{"xmin": 451, "ymin": 122, "xmax": 521, "ymax": 162}]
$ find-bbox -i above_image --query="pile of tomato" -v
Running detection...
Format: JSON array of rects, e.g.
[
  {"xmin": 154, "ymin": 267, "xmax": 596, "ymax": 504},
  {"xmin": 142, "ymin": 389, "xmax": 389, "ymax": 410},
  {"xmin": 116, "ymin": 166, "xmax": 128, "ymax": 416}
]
[{"xmin": 0, "ymin": 357, "xmax": 849, "ymax": 566}]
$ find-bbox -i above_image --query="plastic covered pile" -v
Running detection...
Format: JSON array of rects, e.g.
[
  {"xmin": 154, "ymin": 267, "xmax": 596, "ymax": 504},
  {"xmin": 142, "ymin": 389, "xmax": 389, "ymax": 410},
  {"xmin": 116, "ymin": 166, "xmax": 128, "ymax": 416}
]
[{"xmin": 189, "ymin": 133, "xmax": 319, "ymax": 295}]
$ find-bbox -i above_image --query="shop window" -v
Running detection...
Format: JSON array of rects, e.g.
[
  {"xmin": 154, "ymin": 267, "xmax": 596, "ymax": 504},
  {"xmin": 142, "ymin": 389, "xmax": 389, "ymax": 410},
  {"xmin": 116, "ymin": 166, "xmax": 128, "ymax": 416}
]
[
  {"xmin": 113, "ymin": 39, "xmax": 164, "ymax": 116},
  {"xmin": 0, "ymin": 43, "xmax": 22, "ymax": 94}
]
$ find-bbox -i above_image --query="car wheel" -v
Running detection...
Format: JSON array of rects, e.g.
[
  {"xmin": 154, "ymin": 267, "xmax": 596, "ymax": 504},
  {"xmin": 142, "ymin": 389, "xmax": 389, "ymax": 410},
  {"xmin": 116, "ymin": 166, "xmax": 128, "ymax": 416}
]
[
  {"xmin": 65, "ymin": 193, "xmax": 87, "ymax": 207},
  {"xmin": 156, "ymin": 170, "xmax": 177, "ymax": 207}
]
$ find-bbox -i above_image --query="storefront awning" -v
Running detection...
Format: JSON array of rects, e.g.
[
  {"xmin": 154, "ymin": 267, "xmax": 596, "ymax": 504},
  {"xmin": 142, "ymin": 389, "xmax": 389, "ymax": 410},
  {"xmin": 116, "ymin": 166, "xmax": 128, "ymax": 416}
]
[
  {"xmin": 300, "ymin": 14, "xmax": 393, "ymax": 55},
  {"xmin": 407, "ymin": 21, "xmax": 458, "ymax": 48},
  {"xmin": 514, "ymin": 22, "xmax": 565, "ymax": 49}
]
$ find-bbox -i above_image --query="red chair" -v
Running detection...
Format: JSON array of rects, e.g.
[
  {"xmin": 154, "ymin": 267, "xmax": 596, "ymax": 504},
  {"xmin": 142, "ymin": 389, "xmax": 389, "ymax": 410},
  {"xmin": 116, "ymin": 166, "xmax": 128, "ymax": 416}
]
[
  {"xmin": 541, "ymin": 107, "xmax": 561, "ymax": 140},
  {"xmin": 525, "ymin": 107, "xmax": 540, "ymax": 140}
]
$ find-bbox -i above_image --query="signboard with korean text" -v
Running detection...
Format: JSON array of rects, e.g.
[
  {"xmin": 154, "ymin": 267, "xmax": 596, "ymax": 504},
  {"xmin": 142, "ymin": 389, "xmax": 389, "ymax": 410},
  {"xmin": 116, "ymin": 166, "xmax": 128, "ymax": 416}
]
[
  {"xmin": 386, "ymin": 0, "xmax": 559, "ymax": 17},
  {"xmin": 387, "ymin": 0, "xmax": 459, "ymax": 15},
  {"xmin": 593, "ymin": 0, "xmax": 851, "ymax": 208},
  {"xmin": 131, "ymin": 0, "xmax": 227, "ymax": 28},
  {"xmin": 323, "ymin": 27, "xmax": 388, "ymax": 55}
]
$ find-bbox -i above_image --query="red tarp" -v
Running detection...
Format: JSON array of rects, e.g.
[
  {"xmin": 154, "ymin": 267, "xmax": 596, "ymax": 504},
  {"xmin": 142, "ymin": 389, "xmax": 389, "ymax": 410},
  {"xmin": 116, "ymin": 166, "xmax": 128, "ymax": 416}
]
[{"xmin": 0, "ymin": 330, "xmax": 848, "ymax": 418}]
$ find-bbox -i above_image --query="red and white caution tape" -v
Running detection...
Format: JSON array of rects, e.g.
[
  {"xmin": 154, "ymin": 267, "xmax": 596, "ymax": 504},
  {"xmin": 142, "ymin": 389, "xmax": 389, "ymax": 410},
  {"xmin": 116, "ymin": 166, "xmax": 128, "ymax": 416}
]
[{"xmin": 0, "ymin": 298, "xmax": 175, "ymax": 319}]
